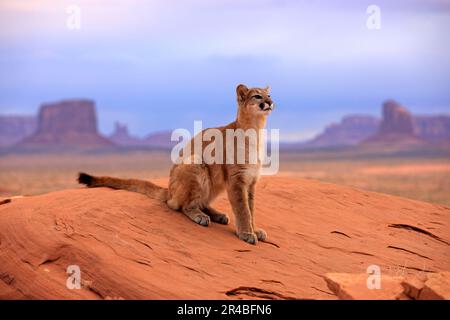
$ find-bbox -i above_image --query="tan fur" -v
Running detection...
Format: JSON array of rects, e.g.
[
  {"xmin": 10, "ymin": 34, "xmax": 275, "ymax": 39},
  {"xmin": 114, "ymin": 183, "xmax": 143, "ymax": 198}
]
[{"xmin": 79, "ymin": 84, "xmax": 274, "ymax": 244}]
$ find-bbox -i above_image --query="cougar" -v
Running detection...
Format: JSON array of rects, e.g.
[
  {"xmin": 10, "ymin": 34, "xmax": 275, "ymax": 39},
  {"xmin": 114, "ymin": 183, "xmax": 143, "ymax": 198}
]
[{"xmin": 78, "ymin": 84, "xmax": 274, "ymax": 244}]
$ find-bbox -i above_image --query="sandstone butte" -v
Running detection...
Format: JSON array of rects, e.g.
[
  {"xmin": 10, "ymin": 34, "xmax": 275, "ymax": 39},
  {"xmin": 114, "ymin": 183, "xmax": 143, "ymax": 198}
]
[{"xmin": 0, "ymin": 176, "xmax": 449, "ymax": 300}]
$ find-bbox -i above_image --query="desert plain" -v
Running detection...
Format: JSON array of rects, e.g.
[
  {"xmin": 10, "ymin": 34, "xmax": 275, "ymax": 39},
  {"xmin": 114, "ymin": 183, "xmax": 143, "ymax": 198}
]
[{"xmin": 1, "ymin": 150, "xmax": 449, "ymax": 206}]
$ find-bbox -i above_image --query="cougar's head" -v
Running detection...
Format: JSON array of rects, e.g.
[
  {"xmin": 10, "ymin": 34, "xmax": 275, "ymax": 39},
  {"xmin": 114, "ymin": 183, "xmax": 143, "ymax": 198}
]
[{"xmin": 236, "ymin": 84, "xmax": 274, "ymax": 117}]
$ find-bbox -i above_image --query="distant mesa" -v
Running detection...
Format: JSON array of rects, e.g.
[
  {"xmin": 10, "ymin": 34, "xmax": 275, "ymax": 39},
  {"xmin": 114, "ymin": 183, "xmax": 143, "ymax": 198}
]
[
  {"xmin": 0, "ymin": 98, "xmax": 176, "ymax": 151},
  {"xmin": 304, "ymin": 100, "xmax": 450, "ymax": 148},
  {"xmin": 0, "ymin": 115, "xmax": 37, "ymax": 147},
  {"xmin": 143, "ymin": 130, "xmax": 175, "ymax": 149},
  {"xmin": 108, "ymin": 122, "xmax": 144, "ymax": 146},
  {"xmin": 306, "ymin": 115, "xmax": 379, "ymax": 147},
  {"xmin": 380, "ymin": 100, "xmax": 415, "ymax": 135},
  {"xmin": 108, "ymin": 122, "xmax": 174, "ymax": 149},
  {"xmin": 362, "ymin": 100, "xmax": 422, "ymax": 145},
  {"xmin": 414, "ymin": 115, "xmax": 450, "ymax": 142},
  {"xmin": 19, "ymin": 99, "xmax": 113, "ymax": 148},
  {"xmin": 2, "ymin": 97, "xmax": 449, "ymax": 152}
]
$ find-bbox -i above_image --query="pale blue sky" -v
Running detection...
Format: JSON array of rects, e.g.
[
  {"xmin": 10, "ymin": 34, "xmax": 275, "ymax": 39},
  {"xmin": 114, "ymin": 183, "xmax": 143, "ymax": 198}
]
[{"xmin": 1, "ymin": 0, "xmax": 449, "ymax": 141}]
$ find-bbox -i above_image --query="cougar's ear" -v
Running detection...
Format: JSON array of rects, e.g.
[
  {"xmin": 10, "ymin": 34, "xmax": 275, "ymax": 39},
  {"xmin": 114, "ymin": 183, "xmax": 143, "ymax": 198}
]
[
  {"xmin": 236, "ymin": 84, "xmax": 249, "ymax": 105},
  {"xmin": 264, "ymin": 85, "xmax": 271, "ymax": 94}
]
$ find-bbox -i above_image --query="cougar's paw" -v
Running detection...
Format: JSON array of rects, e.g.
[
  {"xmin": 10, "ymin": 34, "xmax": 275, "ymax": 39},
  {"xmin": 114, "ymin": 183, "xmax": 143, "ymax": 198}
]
[
  {"xmin": 193, "ymin": 214, "xmax": 210, "ymax": 227},
  {"xmin": 255, "ymin": 228, "xmax": 267, "ymax": 241},
  {"xmin": 211, "ymin": 213, "xmax": 229, "ymax": 225},
  {"xmin": 238, "ymin": 232, "xmax": 258, "ymax": 245}
]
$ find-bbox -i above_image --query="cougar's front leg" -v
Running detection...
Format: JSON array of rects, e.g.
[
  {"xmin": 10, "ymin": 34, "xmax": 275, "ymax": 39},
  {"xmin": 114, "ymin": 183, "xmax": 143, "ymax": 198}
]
[
  {"xmin": 203, "ymin": 206, "xmax": 230, "ymax": 225},
  {"xmin": 248, "ymin": 182, "xmax": 267, "ymax": 241},
  {"xmin": 227, "ymin": 182, "xmax": 257, "ymax": 244}
]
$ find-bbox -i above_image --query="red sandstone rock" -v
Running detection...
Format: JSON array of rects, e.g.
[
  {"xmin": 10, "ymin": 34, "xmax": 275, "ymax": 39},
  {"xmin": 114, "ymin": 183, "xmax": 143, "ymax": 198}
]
[
  {"xmin": 325, "ymin": 273, "xmax": 404, "ymax": 300},
  {"xmin": 0, "ymin": 176, "xmax": 449, "ymax": 299},
  {"xmin": 419, "ymin": 272, "xmax": 450, "ymax": 300},
  {"xmin": 402, "ymin": 274, "xmax": 428, "ymax": 299}
]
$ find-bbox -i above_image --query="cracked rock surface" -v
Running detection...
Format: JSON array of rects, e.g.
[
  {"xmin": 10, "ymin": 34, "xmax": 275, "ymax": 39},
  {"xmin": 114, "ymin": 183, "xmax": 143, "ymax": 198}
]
[{"xmin": 0, "ymin": 177, "xmax": 449, "ymax": 299}]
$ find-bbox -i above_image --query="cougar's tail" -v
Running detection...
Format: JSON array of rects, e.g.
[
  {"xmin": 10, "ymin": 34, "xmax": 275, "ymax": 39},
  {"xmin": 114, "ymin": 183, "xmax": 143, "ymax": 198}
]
[{"xmin": 78, "ymin": 172, "xmax": 168, "ymax": 201}]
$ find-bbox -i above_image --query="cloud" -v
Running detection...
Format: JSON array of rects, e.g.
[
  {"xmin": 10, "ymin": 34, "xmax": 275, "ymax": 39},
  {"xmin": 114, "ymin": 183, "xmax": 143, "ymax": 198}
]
[
  {"xmin": 2, "ymin": 0, "xmax": 449, "ymax": 65},
  {"xmin": 1, "ymin": 0, "xmax": 450, "ymax": 135}
]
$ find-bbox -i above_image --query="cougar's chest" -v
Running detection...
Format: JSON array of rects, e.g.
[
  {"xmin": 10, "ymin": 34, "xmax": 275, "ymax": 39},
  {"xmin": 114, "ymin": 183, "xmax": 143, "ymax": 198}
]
[{"xmin": 242, "ymin": 166, "xmax": 261, "ymax": 183}]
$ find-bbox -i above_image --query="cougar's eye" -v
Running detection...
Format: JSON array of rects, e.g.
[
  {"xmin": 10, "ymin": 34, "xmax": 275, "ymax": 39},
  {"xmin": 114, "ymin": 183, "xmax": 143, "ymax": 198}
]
[{"xmin": 252, "ymin": 94, "xmax": 263, "ymax": 99}]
